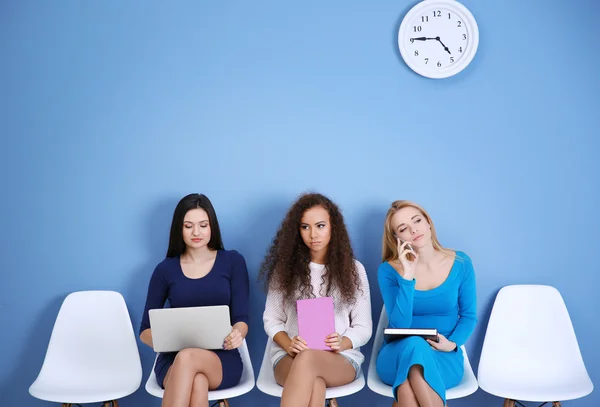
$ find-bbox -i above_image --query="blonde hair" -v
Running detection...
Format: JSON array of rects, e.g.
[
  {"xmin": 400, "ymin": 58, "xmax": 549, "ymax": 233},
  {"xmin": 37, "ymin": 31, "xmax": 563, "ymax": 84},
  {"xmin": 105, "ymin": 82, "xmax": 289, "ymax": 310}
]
[{"xmin": 382, "ymin": 200, "xmax": 449, "ymax": 262}]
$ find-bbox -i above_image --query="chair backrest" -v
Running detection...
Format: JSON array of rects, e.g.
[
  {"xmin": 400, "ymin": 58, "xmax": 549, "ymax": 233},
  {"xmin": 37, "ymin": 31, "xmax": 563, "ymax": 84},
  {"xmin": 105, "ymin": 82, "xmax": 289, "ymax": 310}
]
[
  {"xmin": 368, "ymin": 307, "xmax": 388, "ymax": 377},
  {"xmin": 367, "ymin": 307, "xmax": 387, "ymax": 389},
  {"xmin": 478, "ymin": 285, "xmax": 590, "ymax": 388},
  {"xmin": 36, "ymin": 290, "xmax": 142, "ymax": 384},
  {"xmin": 236, "ymin": 339, "xmax": 255, "ymax": 387}
]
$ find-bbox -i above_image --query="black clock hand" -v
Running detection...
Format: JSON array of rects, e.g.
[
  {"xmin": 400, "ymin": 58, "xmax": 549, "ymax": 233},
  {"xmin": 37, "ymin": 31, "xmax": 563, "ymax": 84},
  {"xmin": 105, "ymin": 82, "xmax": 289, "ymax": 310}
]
[
  {"xmin": 410, "ymin": 37, "xmax": 438, "ymax": 41},
  {"xmin": 435, "ymin": 36, "xmax": 452, "ymax": 54}
]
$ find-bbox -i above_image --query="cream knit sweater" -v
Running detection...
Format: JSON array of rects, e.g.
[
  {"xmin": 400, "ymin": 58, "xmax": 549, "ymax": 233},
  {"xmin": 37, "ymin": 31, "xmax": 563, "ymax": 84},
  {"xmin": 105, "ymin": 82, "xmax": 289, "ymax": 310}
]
[{"xmin": 263, "ymin": 260, "xmax": 373, "ymax": 368}]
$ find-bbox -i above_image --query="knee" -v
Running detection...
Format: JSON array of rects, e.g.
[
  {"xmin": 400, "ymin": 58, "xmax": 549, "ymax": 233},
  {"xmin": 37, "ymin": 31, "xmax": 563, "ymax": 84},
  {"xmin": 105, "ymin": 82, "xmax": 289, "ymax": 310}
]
[
  {"xmin": 173, "ymin": 348, "xmax": 200, "ymax": 369},
  {"xmin": 291, "ymin": 350, "xmax": 319, "ymax": 371},
  {"xmin": 396, "ymin": 381, "xmax": 414, "ymax": 401}
]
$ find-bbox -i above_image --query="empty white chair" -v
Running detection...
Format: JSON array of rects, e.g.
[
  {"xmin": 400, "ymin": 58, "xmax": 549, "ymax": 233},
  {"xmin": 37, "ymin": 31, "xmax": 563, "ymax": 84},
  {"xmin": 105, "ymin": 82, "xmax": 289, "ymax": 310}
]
[
  {"xmin": 145, "ymin": 339, "xmax": 255, "ymax": 407},
  {"xmin": 29, "ymin": 291, "xmax": 142, "ymax": 406},
  {"xmin": 367, "ymin": 307, "xmax": 478, "ymax": 402},
  {"xmin": 478, "ymin": 285, "xmax": 594, "ymax": 406},
  {"xmin": 256, "ymin": 339, "xmax": 365, "ymax": 406}
]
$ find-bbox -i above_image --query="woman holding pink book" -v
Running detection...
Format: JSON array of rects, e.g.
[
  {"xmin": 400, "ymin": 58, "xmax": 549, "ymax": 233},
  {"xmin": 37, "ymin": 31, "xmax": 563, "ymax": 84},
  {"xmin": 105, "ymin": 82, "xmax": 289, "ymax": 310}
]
[{"xmin": 260, "ymin": 192, "xmax": 372, "ymax": 407}]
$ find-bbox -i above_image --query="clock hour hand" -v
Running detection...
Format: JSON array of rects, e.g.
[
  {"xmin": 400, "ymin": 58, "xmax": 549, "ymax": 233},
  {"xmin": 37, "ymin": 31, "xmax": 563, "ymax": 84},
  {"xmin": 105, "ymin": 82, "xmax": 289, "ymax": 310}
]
[
  {"xmin": 410, "ymin": 37, "xmax": 438, "ymax": 41},
  {"xmin": 435, "ymin": 36, "xmax": 452, "ymax": 54}
]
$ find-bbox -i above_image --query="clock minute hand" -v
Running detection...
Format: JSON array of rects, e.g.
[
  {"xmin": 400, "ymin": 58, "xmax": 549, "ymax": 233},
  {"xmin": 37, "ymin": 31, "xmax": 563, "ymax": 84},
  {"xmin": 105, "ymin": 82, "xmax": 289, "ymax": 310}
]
[{"xmin": 410, "ymin": 37, "xmax": 438, "ymax": 43}]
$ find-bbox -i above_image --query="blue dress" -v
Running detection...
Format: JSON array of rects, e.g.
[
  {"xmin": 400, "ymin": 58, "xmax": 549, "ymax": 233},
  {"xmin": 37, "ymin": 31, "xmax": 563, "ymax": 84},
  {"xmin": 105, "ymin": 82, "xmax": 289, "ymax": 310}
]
[
  {"xmin": 376, "ymin": 251, "xmax": 477, "ymax": 404},
  {"xmin": 140, "ymin": 250, "xmax": 250, "ymax": 389}
]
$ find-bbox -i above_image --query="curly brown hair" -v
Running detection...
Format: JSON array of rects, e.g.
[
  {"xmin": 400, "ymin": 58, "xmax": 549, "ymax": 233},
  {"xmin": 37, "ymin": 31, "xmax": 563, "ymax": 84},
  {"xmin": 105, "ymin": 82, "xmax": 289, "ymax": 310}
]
[{"xmin": 259, "ymin": 192, "xmax": 361, "ymax": 304}]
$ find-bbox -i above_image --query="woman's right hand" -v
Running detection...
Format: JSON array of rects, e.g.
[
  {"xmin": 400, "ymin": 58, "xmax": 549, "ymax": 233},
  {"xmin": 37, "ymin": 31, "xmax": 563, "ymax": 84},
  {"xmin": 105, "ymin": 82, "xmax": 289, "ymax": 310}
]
[
  {"xmin": 398, "ymin": 238, "xmax": 418, "ymax": 280},
  {"xmin": 287, "ymin": 335, "xmax": 308, "ymax": 357}
]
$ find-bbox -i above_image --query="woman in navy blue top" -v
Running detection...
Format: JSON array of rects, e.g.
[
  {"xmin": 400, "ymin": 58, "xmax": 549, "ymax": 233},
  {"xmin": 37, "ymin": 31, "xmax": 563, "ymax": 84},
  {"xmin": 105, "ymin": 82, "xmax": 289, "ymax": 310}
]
[{"xmin": 139, "ymin": 193, "xmax": 250, "ymax": 407}]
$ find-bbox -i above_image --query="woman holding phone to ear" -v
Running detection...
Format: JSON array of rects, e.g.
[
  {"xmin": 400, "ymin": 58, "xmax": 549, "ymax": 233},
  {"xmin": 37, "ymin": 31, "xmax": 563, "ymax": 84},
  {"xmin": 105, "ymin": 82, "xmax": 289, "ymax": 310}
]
[
  {"xmin": 376, "ymin": 200, "xmax": 477, "ymax": 407},
  {"xmin": 260, "ymin": 192, "xmax": 372, "ymax": 407}
]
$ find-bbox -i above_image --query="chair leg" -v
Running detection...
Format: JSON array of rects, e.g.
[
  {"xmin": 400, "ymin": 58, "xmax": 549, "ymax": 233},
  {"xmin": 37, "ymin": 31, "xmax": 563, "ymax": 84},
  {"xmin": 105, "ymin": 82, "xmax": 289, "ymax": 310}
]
[
  {"xmin": 101, "ymin": 401, "xmax": 119, "ymax": 407},
  {"xmin": 503, "ymin": 400, "xmax": 516, "ymax": 407},
  {"xmin": 327, "ymin": 398, "xmax": 339, "ymax": 407},
  {"xmin": 552, "ymin": 403, "xmax": 562, "ymax": 407},
  {"xmin": 215, "ymin": 400, "xmax": 230, "ymax": 407}
]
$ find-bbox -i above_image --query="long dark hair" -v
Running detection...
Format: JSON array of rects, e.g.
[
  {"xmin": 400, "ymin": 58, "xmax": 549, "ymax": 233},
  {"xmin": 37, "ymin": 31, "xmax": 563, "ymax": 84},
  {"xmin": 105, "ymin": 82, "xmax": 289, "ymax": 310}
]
[
  {"xmin": 258, "ymin": 192, "xmax": 360, "ymax": 304},
  {"xmin": 166, "ymin": 193, "xmax": 224, "ymax": 257}
]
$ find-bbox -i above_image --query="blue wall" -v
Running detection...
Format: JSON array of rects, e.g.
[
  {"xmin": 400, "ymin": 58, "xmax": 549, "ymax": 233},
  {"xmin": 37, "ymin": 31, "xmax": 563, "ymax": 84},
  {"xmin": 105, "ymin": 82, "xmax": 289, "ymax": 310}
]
[{"xmin": 2, "ymin": 0, "xmax": 598, "ymax": 406}]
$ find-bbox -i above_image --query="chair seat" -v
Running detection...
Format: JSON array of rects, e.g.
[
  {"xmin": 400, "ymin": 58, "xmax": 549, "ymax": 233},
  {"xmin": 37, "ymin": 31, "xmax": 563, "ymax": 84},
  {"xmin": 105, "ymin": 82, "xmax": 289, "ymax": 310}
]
[
  {"xmin": 479, "ymin": 375, "xmax": 594, "ymax": 402},
  {"xmin": 256, "ymin": 340, "xmax": 365, "ymax": 399},
  {"xmin": 29, "ymin": 380, "xmax": 139, "ymax": 405},
  {"xmin": 145, "ymin": 341, "xmax": 255, "ymax": 401}
]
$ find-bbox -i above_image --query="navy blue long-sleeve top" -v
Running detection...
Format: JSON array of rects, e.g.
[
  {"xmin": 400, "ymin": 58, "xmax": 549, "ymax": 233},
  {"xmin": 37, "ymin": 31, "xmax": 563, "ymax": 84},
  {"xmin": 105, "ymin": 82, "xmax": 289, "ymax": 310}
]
[{"xmin": 140, "ymin": 249, "xmax": 250, "ymax": 335}]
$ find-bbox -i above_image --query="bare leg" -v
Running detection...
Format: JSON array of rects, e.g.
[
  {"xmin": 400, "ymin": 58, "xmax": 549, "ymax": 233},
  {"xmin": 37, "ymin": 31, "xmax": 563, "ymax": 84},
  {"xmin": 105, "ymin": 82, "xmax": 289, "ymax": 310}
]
[
  {"xmin": 395, "ymin": 380, "xmax": 420, "ymax": 407},
  {"xmin": 161, "ymin": 348, "xmax": 223, "ymax": 407},
  {"xmin": 276, "ymin": 350, "xmax": 355, "ymax": 407},
  {"xmin": 309, "ymin": 377, "xmax": 326, "ymax": 407},
  {"xmin": 274, "ymin": 355, "xmax": 294, "ymax": 387},
  {"xmin": 407, "ymin": 365, "xmax": 443, "ymax": 407},
  {"xmin": 189, "ymin": 373, "xmax": 210, "ymax": 407}
]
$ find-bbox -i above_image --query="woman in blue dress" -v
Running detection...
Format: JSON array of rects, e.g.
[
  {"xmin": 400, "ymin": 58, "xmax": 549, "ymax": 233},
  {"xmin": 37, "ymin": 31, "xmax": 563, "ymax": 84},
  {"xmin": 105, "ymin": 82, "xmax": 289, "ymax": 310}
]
[
  {"xmin": 376, "ymin": 200, "xmax": 477, "ymax": 407},
  {"xmin": 139, "ymin": 193, "xmax": 250, "ymax": 407}
]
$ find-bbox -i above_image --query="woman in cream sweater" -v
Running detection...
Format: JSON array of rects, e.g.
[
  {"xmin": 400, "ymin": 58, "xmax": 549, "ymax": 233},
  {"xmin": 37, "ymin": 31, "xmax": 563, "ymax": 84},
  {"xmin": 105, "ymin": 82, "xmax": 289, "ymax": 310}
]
[{"xmin": 260, "ymin": 192, "xmax": 372, "ymax": 407}]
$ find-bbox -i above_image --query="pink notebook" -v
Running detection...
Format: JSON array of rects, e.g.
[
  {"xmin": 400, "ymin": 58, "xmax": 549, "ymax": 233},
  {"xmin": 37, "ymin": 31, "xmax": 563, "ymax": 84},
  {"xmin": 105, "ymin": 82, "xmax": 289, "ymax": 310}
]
[{"xmin": 296, "ymin": 297, "xmax": 336, "ymax": 351}]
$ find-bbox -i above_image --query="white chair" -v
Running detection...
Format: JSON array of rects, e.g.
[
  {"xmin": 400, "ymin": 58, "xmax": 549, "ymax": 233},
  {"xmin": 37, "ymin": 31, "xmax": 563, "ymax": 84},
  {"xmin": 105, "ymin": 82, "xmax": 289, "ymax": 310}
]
[
  {"xmin": 256, "ymin": 339, "xmax": 365, "ymax": 406},
  {"xmin": 29, "ymin": 291, "xmax": 142, "ymax": 406},
  {"xmin": 367, "ymin": 307, "xmax": 478, "ymax": 403},
  {"xmin": 477, "ymin": 285, "xmax": 594, "ymax": 406},
  {"xmin": 145, "ymin": 339, "xmax": 255, "ymax": 407}
]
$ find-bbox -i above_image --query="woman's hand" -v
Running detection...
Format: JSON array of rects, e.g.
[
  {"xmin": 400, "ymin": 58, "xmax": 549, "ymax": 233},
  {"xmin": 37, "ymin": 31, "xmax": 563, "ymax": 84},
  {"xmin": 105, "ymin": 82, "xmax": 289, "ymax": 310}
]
[
  {"xmin": 398, "ymin": 238, "xmax": 418, "ymax": 280},
  {"xmin": 288, "ymin": 335, "xmax": 308, "ymax": 357},
  {"xmin": 427, "ymin": 333, "xmax": 457, "ymax": 352},
  {"xmin": 223, "ymin": 328, "xmax": 243, "ymax": 350},
  {"xmin": 325, "ymin": 332, "xmax": 344, "ymax": 353}
]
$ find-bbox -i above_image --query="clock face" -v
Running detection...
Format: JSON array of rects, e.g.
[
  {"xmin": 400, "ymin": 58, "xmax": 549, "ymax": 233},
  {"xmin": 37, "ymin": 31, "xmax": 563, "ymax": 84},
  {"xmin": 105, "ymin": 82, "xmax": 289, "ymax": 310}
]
[{"xmin": 398, "ymin": 1, "xmax": 479, "ymax": 79}]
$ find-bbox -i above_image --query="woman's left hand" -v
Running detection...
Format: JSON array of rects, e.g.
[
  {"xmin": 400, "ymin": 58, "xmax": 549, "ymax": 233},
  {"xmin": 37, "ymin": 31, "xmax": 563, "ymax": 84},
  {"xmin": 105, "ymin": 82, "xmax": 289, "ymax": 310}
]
[
  {"xmin": 223, "ymin": 328, "xmax": 243, "ymax": 350},
  {"xmin": 427, "ymin": 333, "xmax": 456, "ymax": 352},
  {"xmin": 325, "ymin": 332, "xmax": 344, "ymax": 353}
]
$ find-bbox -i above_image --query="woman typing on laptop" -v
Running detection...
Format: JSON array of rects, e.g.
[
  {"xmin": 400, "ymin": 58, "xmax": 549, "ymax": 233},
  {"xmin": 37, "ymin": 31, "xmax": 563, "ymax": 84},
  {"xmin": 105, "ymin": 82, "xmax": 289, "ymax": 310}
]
[
  {"xmin": 376, "ymin": 201, "xmax": 477, "ymax": 407},
  {"xmin": 139, "ymin": 193, "xmax": 250, "ymax": 407},
  {"xmin": 260, "ymin": 192, "xmax": 372, "ymax": 407}
]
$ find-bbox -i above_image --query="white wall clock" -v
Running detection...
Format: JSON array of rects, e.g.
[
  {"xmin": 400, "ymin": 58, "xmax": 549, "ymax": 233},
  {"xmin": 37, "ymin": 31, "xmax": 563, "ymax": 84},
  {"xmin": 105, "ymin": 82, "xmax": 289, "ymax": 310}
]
[{"xmin": 398, "ymin": 0, "xmax": 479, "ymax": 79}]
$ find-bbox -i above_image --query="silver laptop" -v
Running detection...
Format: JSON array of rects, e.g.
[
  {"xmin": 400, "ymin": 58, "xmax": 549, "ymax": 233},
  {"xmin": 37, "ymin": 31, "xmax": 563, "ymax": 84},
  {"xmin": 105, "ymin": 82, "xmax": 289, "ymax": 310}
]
[{"xmin": 149, "ymin": 305, "xmax": 232, "ymax": 352}]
